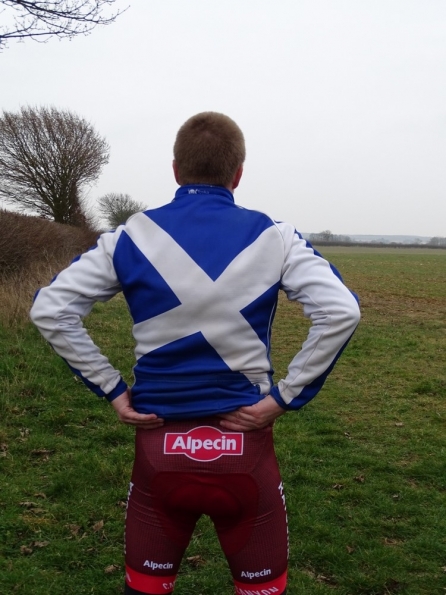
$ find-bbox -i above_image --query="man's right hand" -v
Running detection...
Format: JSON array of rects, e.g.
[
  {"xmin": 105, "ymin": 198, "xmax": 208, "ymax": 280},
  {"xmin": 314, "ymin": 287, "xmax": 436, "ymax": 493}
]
[
  {"xmin": 218, "ymin": 395, "xmax": 286, "ymax": 431},
  {"xmin": 111, "ymin": 389, "xmax": 165, "ymax": 429}
]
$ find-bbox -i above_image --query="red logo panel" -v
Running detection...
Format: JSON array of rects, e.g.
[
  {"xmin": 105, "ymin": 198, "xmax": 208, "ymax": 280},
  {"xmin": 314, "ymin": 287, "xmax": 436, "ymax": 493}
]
[{"xmin": 164, "ymin": 426, "xmax": 244, "ymax": 461}]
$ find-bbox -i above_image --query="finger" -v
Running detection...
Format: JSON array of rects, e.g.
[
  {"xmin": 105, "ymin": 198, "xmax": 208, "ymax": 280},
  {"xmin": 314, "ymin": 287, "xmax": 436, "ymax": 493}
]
[
  {"xmin": 119, "ymin": 412, "xmax": 164, "ymax": 425},
  {"xmin": 218, "ymin": 413, "xmax": 236, "ymax": 422},
  {"xmin": 132, "ymin": 414, "xmax": 160, "ymax": 422},
  {"xmin": 121, "ymin": 410, "xmax": 159, "ymax": 421},
  {"xmin": 122, "ymin": 418, "xmax": 165, "ymax": 428},
  {"xmin": 219, "ymin": 411, "xmax": 255, "ymax": 423},
  {"xmin": 219, "ymin": 419, "xmax": 254, "ymax": 432}
]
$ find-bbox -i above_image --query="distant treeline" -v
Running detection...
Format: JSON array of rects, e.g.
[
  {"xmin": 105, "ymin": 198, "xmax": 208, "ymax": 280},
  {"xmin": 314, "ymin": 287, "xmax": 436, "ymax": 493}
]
[
  {"xmin": 308, "ymin": 240, "xmax": 446, "ymax": 249},
  {"xmin": 308, "ymin": 231, "xmax": 446, "ymax": 249}
]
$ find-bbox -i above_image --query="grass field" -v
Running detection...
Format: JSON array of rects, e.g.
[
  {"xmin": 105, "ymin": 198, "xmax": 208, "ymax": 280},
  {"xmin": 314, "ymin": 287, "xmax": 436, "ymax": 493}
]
[{"xmin": 1, "ymin": 247, "xmax": 445, "ymax": 594}]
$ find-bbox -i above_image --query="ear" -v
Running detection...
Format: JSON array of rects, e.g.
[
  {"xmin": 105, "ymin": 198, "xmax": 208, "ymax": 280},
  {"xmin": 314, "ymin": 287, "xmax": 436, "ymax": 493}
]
[
  {"xmin": 172, "ymin": 160, "xmax": 181, "ymax": 185},
  {"xmin": 231, "ymin": 165, "xmax": 244, "ymax": 190}
]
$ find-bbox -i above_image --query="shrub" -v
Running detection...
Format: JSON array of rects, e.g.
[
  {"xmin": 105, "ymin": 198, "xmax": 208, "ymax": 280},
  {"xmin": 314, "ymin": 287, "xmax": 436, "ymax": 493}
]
[{"xmin": 0, "ymin": 210, "xmax": 98, "ymax": 323}]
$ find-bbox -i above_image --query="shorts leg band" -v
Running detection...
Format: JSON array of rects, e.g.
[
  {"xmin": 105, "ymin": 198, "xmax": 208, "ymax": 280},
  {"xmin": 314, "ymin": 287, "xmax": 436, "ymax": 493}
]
[
  {"xmin": 234, "ymin": 569, "xmax": 287, "ymax": 594},
  {"xmin": 125, "ymin": 565, "xmax": 176, "ymax": 594}
]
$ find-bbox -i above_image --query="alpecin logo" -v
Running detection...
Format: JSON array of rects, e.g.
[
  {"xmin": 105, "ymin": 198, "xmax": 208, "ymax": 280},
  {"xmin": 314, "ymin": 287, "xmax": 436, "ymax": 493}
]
[{"xmin": 164, "ymin": 426, "xmax": 244, "ymax": 462}]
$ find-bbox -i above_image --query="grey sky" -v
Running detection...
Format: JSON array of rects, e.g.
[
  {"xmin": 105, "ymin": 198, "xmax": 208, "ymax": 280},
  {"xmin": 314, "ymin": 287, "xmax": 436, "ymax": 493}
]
[{"xmin": 1, "ymin": 0, "xmax": 445, "ymax": 236}]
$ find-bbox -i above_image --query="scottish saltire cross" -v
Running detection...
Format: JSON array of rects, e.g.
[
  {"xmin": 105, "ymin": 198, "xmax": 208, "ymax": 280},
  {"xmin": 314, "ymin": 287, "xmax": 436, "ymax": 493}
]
[{"xmin": 125, "ymin": 215, "xmax": 281, "ymax": 371}]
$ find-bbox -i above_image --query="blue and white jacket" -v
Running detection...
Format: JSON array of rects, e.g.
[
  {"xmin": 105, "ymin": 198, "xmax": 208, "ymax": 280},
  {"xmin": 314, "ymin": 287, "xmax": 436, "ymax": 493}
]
[{"xmin": 30, "ymin": 185, "xmax": 360, "ymax": 419}]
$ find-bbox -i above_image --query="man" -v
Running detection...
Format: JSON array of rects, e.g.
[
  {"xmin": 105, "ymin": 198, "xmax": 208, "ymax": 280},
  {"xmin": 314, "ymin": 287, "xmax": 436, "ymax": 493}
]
[{"xmin": 31, "ymin": 112, "xmax": 360, "ymax": 595}]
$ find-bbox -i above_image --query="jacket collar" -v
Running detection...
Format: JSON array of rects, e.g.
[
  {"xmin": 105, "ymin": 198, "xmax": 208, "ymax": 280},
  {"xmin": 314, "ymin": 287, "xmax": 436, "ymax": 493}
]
[{"xmin": 174, "ymin": 184, "xmax": 235, "ymax": 203}]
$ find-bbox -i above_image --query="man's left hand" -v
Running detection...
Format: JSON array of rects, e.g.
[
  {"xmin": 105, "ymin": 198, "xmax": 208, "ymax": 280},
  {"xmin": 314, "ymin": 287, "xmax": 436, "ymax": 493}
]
[
  {"xmin": 111, "ymin": 389, "xmax": 165, "ymax": 429},
  {"xmin": 219, "ymin": 395, "xmax": 286, "ymax": 431}
]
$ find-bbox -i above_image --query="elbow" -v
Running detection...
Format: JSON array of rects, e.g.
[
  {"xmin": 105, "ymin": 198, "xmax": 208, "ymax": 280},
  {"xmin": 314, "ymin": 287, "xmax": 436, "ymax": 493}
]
[
  {"xmin": 29, "ymin": 300, "xmax": 43, "ymax": 328},
  {"xmin": 331, "ymin": 295, "xmax": 360, "ymax": 335},
  {"xmin": 29, "ymin": 293, "xmax": 49, "ymax": 330},
  {"xmin": 345, "ymin": 299, "xmax": 361, "ymax": 331}
]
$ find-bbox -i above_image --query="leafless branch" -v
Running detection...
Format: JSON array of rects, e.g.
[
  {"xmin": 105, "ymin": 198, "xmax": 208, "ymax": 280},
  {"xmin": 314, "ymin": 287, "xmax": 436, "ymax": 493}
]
[{"xmin": 0, "ymin": 1, "xmax": 127, "ymax": 48}]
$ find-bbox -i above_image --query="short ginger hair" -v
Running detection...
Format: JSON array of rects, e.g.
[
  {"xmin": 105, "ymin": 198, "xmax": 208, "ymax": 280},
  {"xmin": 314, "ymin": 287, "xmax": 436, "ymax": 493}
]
[{"xmin": 173, "ymin": 112, "xmax": 246, "ymax": 187}]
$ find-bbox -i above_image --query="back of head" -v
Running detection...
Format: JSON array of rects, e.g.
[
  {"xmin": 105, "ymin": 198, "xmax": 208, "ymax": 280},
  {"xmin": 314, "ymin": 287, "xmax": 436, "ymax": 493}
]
[{"xmin": 173, "ymin": 112, "xmax": 246, "ymax": 187}]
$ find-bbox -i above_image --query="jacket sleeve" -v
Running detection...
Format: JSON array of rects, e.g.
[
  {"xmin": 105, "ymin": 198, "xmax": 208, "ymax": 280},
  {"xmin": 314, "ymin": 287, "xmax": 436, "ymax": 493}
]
[
  {"xmin": 269, "ymin": 223, "xmax": 360, "ymax": 410},
  {"xmin": 30, "ymin": 228, "xmax": 128, "ymax": 401}
]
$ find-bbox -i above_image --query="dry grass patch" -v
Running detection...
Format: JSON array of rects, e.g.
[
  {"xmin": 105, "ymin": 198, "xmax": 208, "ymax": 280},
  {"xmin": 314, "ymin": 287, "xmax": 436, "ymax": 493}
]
[{"xmin": 0, "ymin": 210, "xmax": 98, "ymax": 325}]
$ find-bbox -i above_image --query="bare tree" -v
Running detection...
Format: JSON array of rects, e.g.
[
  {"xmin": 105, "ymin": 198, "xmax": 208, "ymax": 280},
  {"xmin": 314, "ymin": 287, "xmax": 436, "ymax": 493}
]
[
  {"xmin": 0, "ymin": 1, "xmax": 126, "ymax": 48},
  {"xmin": 97, "ymin": 193, "xmax": 147, "ymax": 228},
  {"xmin": 0, "ymin": 106, "xmax": 109, "ymax": 226},
  {"xmin": 310, "ymin": 230, "xmax": 334, "ymax": 243},
  {"xmin": 428, "ymin": 236, "xmax": 446, "ymax": 246}
]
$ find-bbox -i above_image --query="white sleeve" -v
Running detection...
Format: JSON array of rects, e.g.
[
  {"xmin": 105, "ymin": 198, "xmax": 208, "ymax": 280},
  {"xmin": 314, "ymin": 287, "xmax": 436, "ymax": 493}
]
[
  {"xmin": 272, "ymin": 222, "xmax": 360, "ymax": 409},
  {"xmin": 30, "ymin": 228, "xmax": 127, "ymax": 400}
]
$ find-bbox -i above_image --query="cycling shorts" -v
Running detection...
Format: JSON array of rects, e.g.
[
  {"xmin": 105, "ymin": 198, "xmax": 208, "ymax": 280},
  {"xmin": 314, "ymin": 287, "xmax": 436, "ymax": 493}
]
[{"xmin": 124, "ymin": 417, "xmax": 288, "ymax": 595}]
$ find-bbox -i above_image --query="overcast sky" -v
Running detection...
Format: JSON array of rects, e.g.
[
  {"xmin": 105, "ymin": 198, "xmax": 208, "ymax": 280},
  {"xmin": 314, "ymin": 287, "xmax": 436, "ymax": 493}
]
[{"xmin": 1, "ymin": 0, "xmax": 445, "ymax": 237}]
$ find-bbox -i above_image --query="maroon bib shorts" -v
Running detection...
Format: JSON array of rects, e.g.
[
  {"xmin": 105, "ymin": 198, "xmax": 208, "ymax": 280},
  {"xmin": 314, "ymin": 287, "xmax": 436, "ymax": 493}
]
[{"xmin": 125, "ymin": 418, "xmax": 288, "ymax": 595}]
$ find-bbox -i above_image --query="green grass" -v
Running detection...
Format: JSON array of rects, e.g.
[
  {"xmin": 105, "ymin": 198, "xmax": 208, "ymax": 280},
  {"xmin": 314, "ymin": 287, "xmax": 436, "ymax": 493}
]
[{"xmin": 1, "ymin": 248, "xmax": 445, "ymax": 594}]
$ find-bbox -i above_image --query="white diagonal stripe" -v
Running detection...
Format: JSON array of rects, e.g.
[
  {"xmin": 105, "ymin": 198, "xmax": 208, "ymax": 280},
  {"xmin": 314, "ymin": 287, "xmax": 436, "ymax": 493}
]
[{"xmin": 127, "ymin": 214, "xmax": 283, "ymax": 372}]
